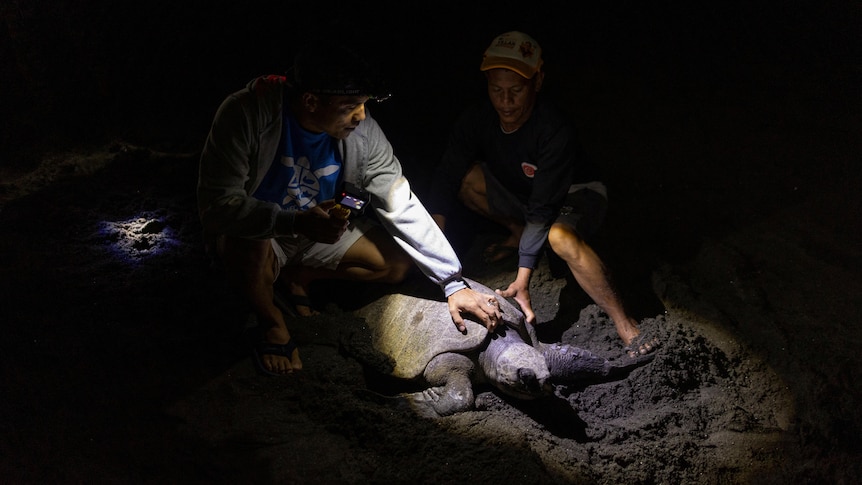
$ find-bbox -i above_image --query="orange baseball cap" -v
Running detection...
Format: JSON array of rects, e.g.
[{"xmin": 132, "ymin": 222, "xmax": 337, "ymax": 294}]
[{"xmin": 480, "ymin": 31, "xmax": 543, "ymax": 79}]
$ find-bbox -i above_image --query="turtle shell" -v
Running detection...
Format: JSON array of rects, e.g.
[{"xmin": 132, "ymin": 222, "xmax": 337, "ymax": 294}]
[{"xmin": 354, "ymin": 288, "xmax": 488, "ymax": 379}]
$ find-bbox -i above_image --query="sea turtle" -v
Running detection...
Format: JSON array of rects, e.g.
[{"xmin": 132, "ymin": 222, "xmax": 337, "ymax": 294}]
[{"xmin": 348, "ymin": 277, "xmax": 653, "ymax": 418}]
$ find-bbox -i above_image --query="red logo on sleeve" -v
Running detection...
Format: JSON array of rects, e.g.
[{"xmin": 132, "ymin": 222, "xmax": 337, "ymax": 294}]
[{"xmin": 521, "ymin": 162, "xmax": 537, "ymax": 178}]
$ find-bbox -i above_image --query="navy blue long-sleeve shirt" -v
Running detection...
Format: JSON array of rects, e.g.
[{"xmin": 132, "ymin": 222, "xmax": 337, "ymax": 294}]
[{"xmin": 426, "ymin": 97, "xmax": 600, "ymax": 269}]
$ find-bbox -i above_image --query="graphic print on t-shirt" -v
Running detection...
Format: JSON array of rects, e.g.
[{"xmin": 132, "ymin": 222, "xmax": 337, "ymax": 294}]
[
  {"xmin": 252, "ymin": 113, "xmax": 341, "ymax": 210},
  {"xmin": 279, "ymin": 155, "xmax": 339, "ymax": 209}
]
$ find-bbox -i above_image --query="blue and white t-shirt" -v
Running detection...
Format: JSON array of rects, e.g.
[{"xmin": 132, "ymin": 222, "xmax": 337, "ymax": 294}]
[{"xmin": 253, "ymin": 111, "xmax": 341, "ymax": 210}]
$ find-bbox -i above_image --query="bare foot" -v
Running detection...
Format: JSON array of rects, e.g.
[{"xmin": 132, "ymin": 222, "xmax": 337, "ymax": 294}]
[
  {"xmin": 622, "ymin": 330, "xmax": 660, "ymax": 358},
  {"xmin": 483, "ymin": 234, "xmax": 520, "ymax": 263},
  {"xmin": 256, "ymin": 326, "xmax": 302, "ymax": 374},
  {"xmin": 616, "ymin": 318, "xmax": 641, "ymax": 346},
  {"xmin": 483, "ymin": 243, "xmax": 518, "ymax": 263},
  {"xmin": 285, "ymin": 291, "xmax": 318, "ymax": 317},
  {"xmin": 617, "ymin": 318, "xmax": 660, "ymax": 358},
  {"xmin": 275, "ymin": 279, "xmax": 320, "ymax": 317}
]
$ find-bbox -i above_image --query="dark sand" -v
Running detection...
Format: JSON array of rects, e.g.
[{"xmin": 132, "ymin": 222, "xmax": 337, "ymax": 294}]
[{"xmin": 1, "ymin": 3, "xmax": 860, "ymax": 484}]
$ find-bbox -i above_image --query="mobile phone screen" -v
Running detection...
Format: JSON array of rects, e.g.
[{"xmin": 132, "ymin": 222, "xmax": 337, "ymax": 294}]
[{"xmin": 340, "ymin": 194, "xmax": 365, "ymax": 210}]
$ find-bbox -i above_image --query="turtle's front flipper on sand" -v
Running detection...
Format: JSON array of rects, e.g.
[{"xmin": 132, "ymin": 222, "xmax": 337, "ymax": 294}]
[{"xmin": 403, "ymin": 353, "xmax": 475, "ymax": 418}]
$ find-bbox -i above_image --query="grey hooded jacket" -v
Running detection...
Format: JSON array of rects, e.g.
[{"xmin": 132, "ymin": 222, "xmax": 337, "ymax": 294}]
[{"xmin": 197, "ymin": 75, "xmax": 467, "ymax": 297}]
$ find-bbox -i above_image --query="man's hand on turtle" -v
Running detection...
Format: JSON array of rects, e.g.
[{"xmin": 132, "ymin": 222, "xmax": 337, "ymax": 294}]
[
  {"xmin": 447, "ymin": 288, "xmax": 502, "ymax": 334},
  {"xmin": 496, "ymin": 280, "xmax": 535, "ymax": 325}
]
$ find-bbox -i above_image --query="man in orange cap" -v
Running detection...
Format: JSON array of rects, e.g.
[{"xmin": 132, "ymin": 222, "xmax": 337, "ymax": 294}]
[{"xmin": 427, "ymin": 31, "xmax": 659, "ymax": 359}]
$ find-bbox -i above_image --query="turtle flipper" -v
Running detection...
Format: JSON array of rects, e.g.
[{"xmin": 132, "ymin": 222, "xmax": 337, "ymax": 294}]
[
  {"xmin": 606, "ymin": 351, "xmax": 657, "ymax": 378},
  {"xmin": 543, "ymin": 342, "xmax": 658, "ymax": 382},
  {"xmin": 403, "ymin": 385, "xmax": 471, "ymax": 418},
  {"xmin": 542, "ymin": 343, "xmax": 614, "ymax": 381},
  {"xmin": 403, "ymin": 353, "xmax": 475, "ymax": 418}
]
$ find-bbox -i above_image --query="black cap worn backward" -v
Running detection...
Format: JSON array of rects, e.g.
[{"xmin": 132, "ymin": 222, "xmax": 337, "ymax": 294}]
[{"xmin": 290, "ymin": 41, "xmax": 391, "ymax": 101}]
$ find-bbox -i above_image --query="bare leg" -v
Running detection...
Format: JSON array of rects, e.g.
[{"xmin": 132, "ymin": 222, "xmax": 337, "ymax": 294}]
[
  {"xmin": 277, "ymin": 226, "xmax": 414, "ymax": 296},
  {"xmin": 218, "ymin": 236, "xmax": 300, "ymax": 374},
  {"xmin": 547, "ymin": 223, "xmax": 657, "ymax": 355},
  {"xmin": 220, "ymin": 228, "xmax": 414, "ymax": 375},
  {"xmin": 273, "ymin": 275, "xmax": 319, "ymax": 316}
]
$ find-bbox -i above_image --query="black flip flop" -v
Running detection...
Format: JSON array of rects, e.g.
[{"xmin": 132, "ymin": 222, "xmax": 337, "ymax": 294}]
[
  {"xmin": 252, "ymin": 339, "xmax": 298, "ymax": 376},
  {"xmin": 483, "ymin": 243, "xmax": 518, "ymax": 263}
]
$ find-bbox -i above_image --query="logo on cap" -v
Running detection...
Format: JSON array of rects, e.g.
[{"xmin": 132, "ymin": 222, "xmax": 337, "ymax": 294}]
[
  {"xmin": 519, "ymin": 42, "xmax": 537, "ymax": 61},
  {"xmin": 480, "ymin": 31, "xmax": 543, "ymax": 79}
]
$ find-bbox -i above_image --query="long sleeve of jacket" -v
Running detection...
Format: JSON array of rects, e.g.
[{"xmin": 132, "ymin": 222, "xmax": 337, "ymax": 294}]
[{"xmin": 350, "ymin": 117, "xmax": 468, "ymax": 297}]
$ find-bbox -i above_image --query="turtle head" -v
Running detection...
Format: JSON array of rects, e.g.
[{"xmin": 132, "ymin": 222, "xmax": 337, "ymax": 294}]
[
  {"xmin": 479, "ymin": 328, "xmax": 552, "ymax": 400},
  {"xmin": 488, "ymin": 342, "xmax": 553, "ymax": 400}
]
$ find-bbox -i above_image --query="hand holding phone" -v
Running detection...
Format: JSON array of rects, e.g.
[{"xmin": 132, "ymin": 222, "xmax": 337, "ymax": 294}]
[
  {"xmin": 333, "ymin": 190, "xmax": 368, "ymax": 219},
  {"xmin": 329, "ymin": 204, "xmax": 352, "ymax": 220}
]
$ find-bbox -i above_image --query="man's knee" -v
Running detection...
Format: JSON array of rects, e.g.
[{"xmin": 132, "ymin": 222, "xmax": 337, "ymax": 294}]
[
  {"xmin": 218, "ymin": 236, "xmax": 277, "ymax": 285},
  {"xmin": 383, "ymin": 250, "xmax": 413, "ymax": 284},
  {"xmin": 548, "ymin": 224, "xmax": 585, "ymax": 261},
  {"xmin": 457, "ymin": 164, "xmax": 485, "ymax": 206}
]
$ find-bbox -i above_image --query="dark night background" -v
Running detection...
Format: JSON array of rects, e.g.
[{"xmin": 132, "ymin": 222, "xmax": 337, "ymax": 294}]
[
  {"xmin": 2, "ymin": 1, "xmax": 861, "ymax": 483},
  {"xmin": 3, "ymin": 1, "xmax": 859, "ymax": 254}
]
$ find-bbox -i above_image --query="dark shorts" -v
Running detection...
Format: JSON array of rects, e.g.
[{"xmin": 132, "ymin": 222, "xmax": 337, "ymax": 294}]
[{"xmin": 481, "ymin": 163, "xmax": 608, "ymax": 241}]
